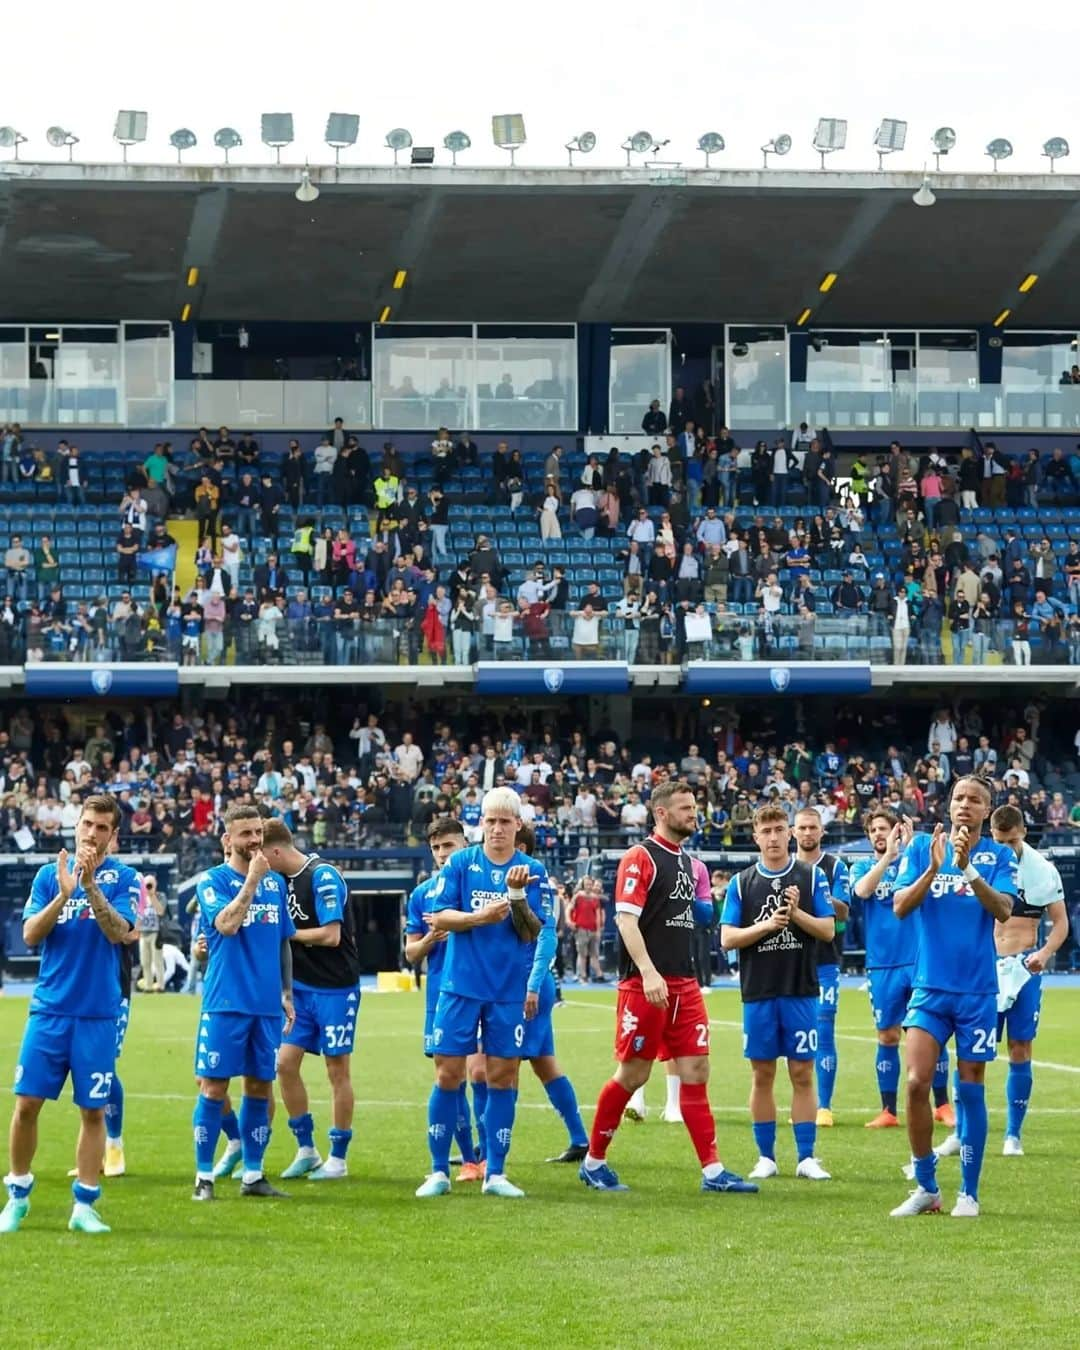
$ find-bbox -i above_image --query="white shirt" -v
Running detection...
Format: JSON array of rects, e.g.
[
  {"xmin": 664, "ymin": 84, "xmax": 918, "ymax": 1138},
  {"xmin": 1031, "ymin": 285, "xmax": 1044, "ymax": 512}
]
[
  {"xmin": 493, "ymin": 612, "xmax": 514, "ymax": 642},
  {"xmin": 572, "ymin": 613, "xmax": 600, "ymax": 646},
  {"xmin": 759, "ymin": 583, "xmax": 782, "ymax": 614},
  {"xmin": 1015, "ymin": 845, "xmax": 1065, "ymax": 909},
  {"xmin": 772, "ymin": 447, "xmax": 789, "ymax": 474},
  {"xmin": 628, "ymin": 518, "xmax": 655, "ymax": 544},
  {"xmin": 394, "ymin": 742, "xmax": 424, "ymax": 780},
  {"xmin": 221, "ymin": 533, "xmax": 241, "ymax": 566},
  {"xmin": 621, "ymin": 801, "xmax": 648, "ymax": 828},
  {"xmin": 893, "ymin": 595, "xmax": 910, "ymax": 630},
  {"xmin": 928, "ymin": 719, "xmax": 957, "ymax": 753}
]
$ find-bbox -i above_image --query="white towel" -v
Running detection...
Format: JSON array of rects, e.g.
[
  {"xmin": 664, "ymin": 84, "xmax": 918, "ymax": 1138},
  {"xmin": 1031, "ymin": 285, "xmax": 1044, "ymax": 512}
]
[{"xmin": 996, "ymin": 953, "xmax": 1032, "ymax": 1013}]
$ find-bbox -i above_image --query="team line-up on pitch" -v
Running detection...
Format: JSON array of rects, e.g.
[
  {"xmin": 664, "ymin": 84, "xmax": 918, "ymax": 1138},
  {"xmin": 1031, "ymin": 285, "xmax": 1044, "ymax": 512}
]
[{"xmin": 1, "ymin": 775, "xmax": 1064, "ymax": 1230}]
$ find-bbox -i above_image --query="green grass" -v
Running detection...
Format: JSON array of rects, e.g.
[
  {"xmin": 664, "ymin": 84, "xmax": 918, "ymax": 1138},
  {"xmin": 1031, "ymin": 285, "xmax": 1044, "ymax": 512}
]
[{"xmin": 1, "ymin": 984, "xmax": 1078, "ymax": 1348}]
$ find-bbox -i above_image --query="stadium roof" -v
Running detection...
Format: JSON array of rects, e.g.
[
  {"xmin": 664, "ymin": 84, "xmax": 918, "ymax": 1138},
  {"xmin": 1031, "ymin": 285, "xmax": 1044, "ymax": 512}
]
[{"xmin": 3, "ymin": 163, "xmax": 1080, "ymax": 327}]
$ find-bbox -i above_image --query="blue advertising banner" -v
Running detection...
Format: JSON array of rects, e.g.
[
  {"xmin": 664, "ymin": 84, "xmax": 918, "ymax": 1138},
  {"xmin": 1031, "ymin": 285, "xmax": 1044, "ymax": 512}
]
[
  {"xmin": 475, "ymin": 662, "xmax": 630, "ymax": 695},
  {"xmin": 24, "ymin": 663, "xmax": 180, "ymax": 697},
  {"xmin": 683, "ymin": 662, "xmax": 873, "ymax": 696}
]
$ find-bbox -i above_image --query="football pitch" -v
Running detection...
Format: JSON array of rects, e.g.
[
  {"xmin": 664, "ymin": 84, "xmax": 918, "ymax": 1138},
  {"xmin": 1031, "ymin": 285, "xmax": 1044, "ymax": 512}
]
[{"xmin": 1, "ymin": 984, "xmax": 1078, "ymax": 1349}]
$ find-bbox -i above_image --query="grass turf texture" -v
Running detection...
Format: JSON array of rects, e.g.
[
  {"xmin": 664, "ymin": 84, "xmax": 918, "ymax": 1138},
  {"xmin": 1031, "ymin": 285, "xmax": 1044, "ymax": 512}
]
[{"xmin": 1, "ymin": 986, "xmax": 1078, "ymax": 1349}]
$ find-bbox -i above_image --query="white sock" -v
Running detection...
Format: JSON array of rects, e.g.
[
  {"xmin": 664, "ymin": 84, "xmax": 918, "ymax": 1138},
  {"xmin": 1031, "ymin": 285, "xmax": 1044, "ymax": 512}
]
[
  {"xmin": 107, "ymin": 1135, "xmax": 123, "ymax": 1150},
  {"xmin": 583, "ymin": 1153, "xmax": 604, "ymax": 1172},
  {"xmin": 296, "ymin": 1145, "xmax": 319, "ymax": 1158},
  {"xmin": 4, "ymin": 1172, "xmax": 33, "ymax": 1189},
  {"xmin": 196, "ymin": 1171, "xmax": 214, "ymax": 1183},
  {"xmin": 627, "ymin": 1087, "xmax": 646, "ymax": 1114},
  {"xmin": 318, "ymin": 1156, "xmax": 346, "ymax": 1174},
  {"xmin": 665, "ymin": 1074, "xmax": 681, "ymax": 1113},
  {"xmin": 242, "ymin": 1169, "xmax": 263, "ymax": 1185},
  {"xmin": 702, "ymin": 1162, "xmax": 724, "ymax": 1180}
]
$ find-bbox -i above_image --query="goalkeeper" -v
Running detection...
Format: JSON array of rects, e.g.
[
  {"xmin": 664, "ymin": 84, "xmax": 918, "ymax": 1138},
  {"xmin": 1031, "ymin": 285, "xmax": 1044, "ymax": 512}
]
[{"xmin": 416, "ymin": 787, "xmax": 555, "ymax": 1201}]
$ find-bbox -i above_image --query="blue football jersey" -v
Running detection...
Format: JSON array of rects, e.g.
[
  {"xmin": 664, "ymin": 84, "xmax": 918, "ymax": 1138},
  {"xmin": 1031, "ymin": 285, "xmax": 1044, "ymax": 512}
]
[
  {"xmin": 197, "ymin": 863, "xmax": 296, "ymax": 1016},
  {"xmin": 23, "ymin": 856, "xmax": 139, "ymax": 1018},
  {"xmin": 849, "ymin": 855, "xmax": 918, "ymax": 969},
  {"xmin": 430, "ymin": 844, "xmax": 551, "ymax": 1003},
  {"xmin": 894, "ymin": 832, "xmax": 1017, "ymax": 995},
  {"xmin": 405, "ymin": 876, "xmax": 445, "ymax": 1013},
  {"xmin": 526, "ymin": 874, "xmax": 558, "ymax": 994}
]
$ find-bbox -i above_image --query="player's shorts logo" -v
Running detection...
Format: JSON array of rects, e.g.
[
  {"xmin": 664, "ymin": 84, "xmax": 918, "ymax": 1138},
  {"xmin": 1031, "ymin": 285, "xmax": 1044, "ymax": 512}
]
[
  {"xmin": 632, "ymin": 1035, "xmax": 645, "ymax": 1052},
  {"xmin": 543, "ymin": 668, "xmax": 564, "ymax": 693},
  {"xmin": 433, "ymin": 1027, "xmax": 443, "ymax": 1046},
  {"xmin": 14, "ymin": 1064, "xmax": 23, "ymax": 1084},
  {"xmin": 207, "ymin": 1051, "xmax": 220, "ymax": 1069},
  {"xmin": 90, "ymin": 668, "xmax": 113, "ymax": 694},
  {"xmin": 769, "ymin": 667, "xmax": 791, "ymax": 692}
]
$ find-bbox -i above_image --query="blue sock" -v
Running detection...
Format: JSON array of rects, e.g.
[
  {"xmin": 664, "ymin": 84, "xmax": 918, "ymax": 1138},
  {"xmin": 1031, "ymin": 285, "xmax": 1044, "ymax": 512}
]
[
  {"xmin": 1005, "ymin": 1061, "xmax": 1033, "ymax": 1139},
  {"xmin": 105, "ymin": 1074, "xmax": 124, "ymax": 1141},
  {"xmin": 952, "ymin": 1069, "xmax": 966, "ymax": 1139},
  {"xmin": 329, "ymin": 1128, "xmax": 352, "ymax": 1161},
  {"xmin": 239, "ymin": 1095, "xmax": 271, "ymax": 1176},
  {"xmin": 472, "ymin": 1080, "xmax": 489, "ymax": 1161},
  {"xmin": 545, "ymin": 1075, "xmax": 589, "ymax": 1149},
  {"xmin": 876, "ymin": 1044, "xmax": 900, "ymax": 1113},
  {"xmin": 484, "ymin": 1086, "xmax": 516, "ymax": 1176},
  {"xmin": 752, "ymin": 1119, "xmax": 777, "ymax": 1160},
  {"xmin": 72, "ymin": 1180, "xmax": 101, "ymax": 1207},
  {"xmin": 427, "ymin": 1085, "xmax": 458, "ymax": 1174},
  {"xmin": 453, "ymin": 1083, "xmax": 476, "ymax": 1161},
  {"xmin": 193, "ymin": 1094, "xmax": 224, "ymax": 1175},
  {"xmin": 6, "ymin": 1176, "xmax": 33, "ymax": 1201},
  {"xmin": 933, "ymin": 1048, "xmax": 950, "ymax": 1106},
  {"xmin": 288, "ymin": 1112, "xmax": 315, "ymax": 1150},
  {"xmin": 792, "ymin": 1120, "xmax": 816, "ymax": 1162},
  {"xmin": 913, "ymin": 1152, "xmax": 939, "ymax": 1194},
  {"xmin": 220, "ymin": 1108, "xmax": 240, "ymax": 1143},
  {"xmin": 815, "ymin": 1016, "xmax": 837, "ymax": 1109},
  {"xmin": 956, "ymin": 1081, "xmax": 988, "ymax": 1202}
]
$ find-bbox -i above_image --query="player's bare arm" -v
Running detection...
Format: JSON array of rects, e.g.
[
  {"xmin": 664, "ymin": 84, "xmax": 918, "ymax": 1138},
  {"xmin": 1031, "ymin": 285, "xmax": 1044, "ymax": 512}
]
[
  {"xmin": 785, "ymin": 885, "xmax": 836, "ymax": 942},
  {"xmin": 404, "ymin": 918, "xmax": 448, "ymax": 963},
  {"xmin": 280, "ymin": 938, "xmax": 295, "ymax": 1034},
  {"xmin": 80, "ymin": 859, "xmax": 132, "ymax": 945},
  {"xmin": 22, "ymin": 852, "xmax": 75, "ymax": 945},
  {"xmin": 893, "ymin": 823, "xmax": 947, "ymax": 917},
  {"xmin": 853, "ymin": 821, "xmax": 908, "ymax": 898},
  {"xmin": 1024, "ymin": 901, "xmax": 1069, "ymax": 972},
  {"xmin": 615, "ymin": 912, "xmax": 667, "ymax": 1005},
  {"xmin": 290, "ymin": 921, "xmax": 342, "ymax": 948},
  {"xmin": 214, "ymin": 850, "xmax": 269, "ymax": 936},
  {"xmin": 430, "ymin": 897, "xmax": 512, "ymax": 931},
  {"xmin": 720, "ymin": 901, "xmax": 790, "ymax": 951}
]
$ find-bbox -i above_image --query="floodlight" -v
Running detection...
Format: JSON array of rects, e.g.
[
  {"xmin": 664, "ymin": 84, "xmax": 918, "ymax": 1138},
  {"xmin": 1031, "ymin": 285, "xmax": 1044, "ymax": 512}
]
[
  {"xmin": 761, "ymin": 134, "xmax": 791, "ymax": 168},
  {"xmin": 873, "ymin": 118, "xmax": 907, "ymax": 168},
  {"xmin": 213, "ymin": 127, "xmax": 242, "ymax": 163},
  {"xmin": 410, "ymin": 146, "xmax": 435, "ymax": 166},
  {"xmin": 931, "ymin": 126, "xmax": 956, "ymax": 170},
  {"xmin": 1043, "ymin": 136, "xmax": 1069, "ymax": 170},
  {"xmin": 260, "ymin": 113, "xmax": 294, "ymax": 163},
  {"xmin": 114, "ymin": 110, "xmax": 148, "ymax": 162},
  {"xmin": 169, "ymin": 128, "xmax": 197, "ymax": 162},
  {"xmin": 46, "ymin": 125, "xmax": 79, "ymax": 160},
  {"xmin": 444, "ymin": 130, "xmax": 471, "ymax": 165},
  {"xmin": 492, "ymin": 113, "xmax": 526, "ymax": 165},
  {"xmin": 0, "ymin": 127, "xmax": 26, "ymax": 160},
  {"xmin": 812, "ymin": 118, "xmax": 847, "ymax": 168},
  {"xmin": 697, "ymin": 132, "xmax": 725, "ymax": 166},
  {"xmin": 622, "ymin": 131, "xmax": 657, "ymax": 165},
  {"xmin": 912, "ymin": 174, "xmax": 936, "ymax": 207},
  {"xmin": 325, "ymin": 113, "xmax": 360, "ymax": 163},
  {"xmin": 295, "ymin": 167, "xmax": 319, "ymax": 203},
  {"xmin": 985, "ymin": 137, "xmax": 1013, "ymax": 170},
  {"xmin": 565, "ymin": 131, "xmax": 596, "ymax": 166},
  {"xmin": 385, "ymin": 127, "xmax": 413, "ymax": 165}
]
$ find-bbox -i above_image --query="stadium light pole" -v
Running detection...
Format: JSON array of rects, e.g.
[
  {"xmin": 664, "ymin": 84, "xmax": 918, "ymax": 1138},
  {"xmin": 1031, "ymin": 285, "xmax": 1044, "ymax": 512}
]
[
  {"xmin": 214, "ymin": 127, "xmax": 242, "ymax": 164},
  {"xmin": 622, "ymin": 131, "xmax": 658, "ymax": 166},
  {"xmin": 761, "ymin": 134, "xmax": 791, "ymax": 168},
  {"xmin": 812, "ymin": 118, "xmax": 847, "ymax": 169},
  {"xmin": 931, "ymin": 127, "xmax": 956, "ymax": 171},
  {"xmin": 261, "ymin": 113, "xmax": 294, "ymax": 164},
  {"xmin": 114, "ymin": 110, "xmax": 148, "ymax": 164},
  {"xmin": 325, "ymin": 113, "xmax": 360, "ymax": 165},
  {"xmin": 443, "ymin": 131, "xmax": 471, "ymax": 166},
  {"xmin": 697, "ymin": 132, "xmax": 725, "ymax": 167},
  {"xmin": 985, "ymin": 138, "xmax": 1013, "ymax": 172},
  {"xmin": 492, "ymin": 113, "xmax": 526, "ymax": 166},
  {"xmin": 1042, "ymin": 137, "xmax": 1069, "ymax": 171},
  {"xmin": 169, "ymin": 128, "xmax": 197, "ymax": 163},
  {"xmin": 46, "ymin": 126, "xmax": 79, "ymax": 161},
  {"xmin": 873, "ymin": 119, "xmax": 907, "ymax": 169},
  {"xmin": 385, "ymin": 128, "xmax": 413, "ymax": 166},
  {"xmin": 565, "ymin": 131, "xmax": 596, "ymax": 167},
  {"xmin": 0, "ymin": 127, "xmax": 27, "ymax": 160}
]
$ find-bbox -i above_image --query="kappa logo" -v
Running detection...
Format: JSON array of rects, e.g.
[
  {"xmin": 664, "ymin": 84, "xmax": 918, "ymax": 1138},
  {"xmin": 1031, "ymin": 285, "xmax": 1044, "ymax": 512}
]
[
  {"xmin": 627, "ymin": 864, "xmax": 641, "ymax": 875},
  {"xmin": 468, "ymin": 863, "xmax": 484, "ymax": 873},
  {"xmin": 90, "ymin": 668, "xmax": 114, "ymax": 694},
  {"xmin": 543, "ymin": 667, "xmax": 565, "ymax": 692},
  {"xmin": 668, "ymin": 868, "xmax": 697, "ymax": 905},
  {"xmin": 620, "ymin": 1008, "xmax": 639, "ymax": 1038},
  {"xmin": 769, "ymin": 667, "xmax": 791, "ymax": 692}
]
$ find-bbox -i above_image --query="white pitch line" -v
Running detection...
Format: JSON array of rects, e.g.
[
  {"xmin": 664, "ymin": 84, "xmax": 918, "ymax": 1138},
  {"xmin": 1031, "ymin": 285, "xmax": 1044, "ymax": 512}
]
[{"xmin": 559, "ymin": 999, "xmax": 1080, "ymax": 1074}]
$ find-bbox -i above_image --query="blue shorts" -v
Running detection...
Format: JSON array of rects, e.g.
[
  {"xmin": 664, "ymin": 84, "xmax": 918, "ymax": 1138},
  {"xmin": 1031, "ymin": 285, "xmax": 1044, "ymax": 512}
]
[
  {"xmin": 742, "ymin": 996, "xmax": 818, "ymax": 1061},
  {"xmin": 904, "ymin": 988, "xmax": 998, "ymax": 1061},
  {"xmin": 817, "ymin": 963, "xmax": 840, "ymax": 1020},
  {"xmin": 433, "ymin": 991, "xmax": 525, "ymax": 1060},
  {"xmin": 867, "ymin": 965, "xmax": 914, "ymax": 1031},
  {"xmin": 195, "ymin": 1010, "xmax": 280, "ymax": 1082},
  {"xmin": 997, "ymin": 970, "xmax": 1042, "ymax": 1043},
  {"xmin": 14, "ymin": 1012, "xmax": 118, "ymax": 1109},
  {"xmin": 281, "ymin": 984, "xmax": 360, "ymax": 1057},
  {"xmin": 115, "ymin": 997, "xmax": 131, "ymax": 1058},
  {"xmin": 521, "ymin": 975, "xmax": 557, "ymax": 1061}
]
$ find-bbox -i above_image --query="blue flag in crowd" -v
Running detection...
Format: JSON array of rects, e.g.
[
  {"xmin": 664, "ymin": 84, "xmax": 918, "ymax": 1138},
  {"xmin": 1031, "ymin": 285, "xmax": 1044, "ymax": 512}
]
[{"xmin": 136, "ymin": 543, "xmax": 178, "ymax": 573}]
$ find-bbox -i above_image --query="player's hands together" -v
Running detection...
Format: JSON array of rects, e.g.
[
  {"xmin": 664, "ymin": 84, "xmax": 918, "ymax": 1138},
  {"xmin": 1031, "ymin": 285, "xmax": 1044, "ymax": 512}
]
[
  {"xmin": 421, "ymin": 914, "xmax": 449, "ymax": 947},
  {"xmin": 56, "ymin": 847, "xmax": 82, "ymax": 899},
  {"xmin": 950, "ymin": 823, "xmax": 971, "ymax": 870},
  {"xmin": 642, "ymin": 967, "xmax": 669, "ymax": 1007},
  {"xmin": 505, "ymin": 864, "xmax": 535, "ymax": 891},
  {"xmin": 524, "ymin": 991, "xmax": 539, "ymax": 1021},
  {"xmin": 886, "ymin": 820, "xmax": 911, "ymax": 861},
  {"xmin": 248, "ymin": 851, "xmax": 271, "ymax": 884},
  {"xmin": 474, "ymin": 897, "xmax": 512, "ymax": 926},
  {"xmin": 929, "ymin": 823, "xmax": 947, "ymax": 872},
  {"xmin": 281, "ymin": 991, "xmax": 295, "ymax": 1035}
]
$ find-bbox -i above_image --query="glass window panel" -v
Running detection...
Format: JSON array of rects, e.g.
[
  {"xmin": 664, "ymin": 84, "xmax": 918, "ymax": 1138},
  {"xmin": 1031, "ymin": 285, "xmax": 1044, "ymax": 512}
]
[
  {"xmin": 123, "ymin": 323, "xmax": 172, "ymax": 427},
  {"xmin": 610, "ymin": 330, "xmax": 670, "ymax": 433},
  {"xmin": 915, "ymin": 332, "xmax": 977, "ymax": 388},
  {"xmin": 474, "ymin": 330, "xmax": 576, "ymax": 431},
  {"xmin": 373, "ymin": 330, "xmax": 473, "ymax": 430},
  {"xmin": 0, "ymin": 327, "xmax": 26, "ymax": 381},
  {"xmin": 727, "ymin": 326, "xmax": 786, "ymax": 429},
  {"xmin": 805, "ymin": 332, "xmax": 887, "ymax": 389},
  {"xmin": 1001, "ymin": 332, "xmax": 1078, "ymax": 389}
]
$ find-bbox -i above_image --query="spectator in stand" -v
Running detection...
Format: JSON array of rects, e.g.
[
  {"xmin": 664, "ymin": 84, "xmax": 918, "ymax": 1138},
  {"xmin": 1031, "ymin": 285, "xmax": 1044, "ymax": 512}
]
[
  {"xmin": 33, "ymin": 535, "xmax": 61, "ymax": 592},
  {"xmin": 668, "ymin": 386, "xmax": 694, "ymax": 438},
  {"xmin": 645, "ymin": 445, "xmax": 672, "ymax": 506},
  {"xmin": 1043, "ymin": 447, "xmax": 1074, "ymax": 501},
  {"xmin": 642, "ymin": 399, "xmax": 667, "ymax": 435},
  {"xmin": 115, "ymin": 523, "xmax": 140, "ymax": 584},
  {"xmin": 281, "ymin": 440, "xmax": 306, "ymax": 509},
  {"xmin": 571, "ymin": 484, "xmax": 599, "ymax": 541}
]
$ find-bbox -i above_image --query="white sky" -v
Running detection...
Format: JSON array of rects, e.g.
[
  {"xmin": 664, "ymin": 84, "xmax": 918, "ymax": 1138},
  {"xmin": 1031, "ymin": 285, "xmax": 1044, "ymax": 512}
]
[{"xmin": 7, "ymin": 0, "xmax": 1079, "ymax": 173}]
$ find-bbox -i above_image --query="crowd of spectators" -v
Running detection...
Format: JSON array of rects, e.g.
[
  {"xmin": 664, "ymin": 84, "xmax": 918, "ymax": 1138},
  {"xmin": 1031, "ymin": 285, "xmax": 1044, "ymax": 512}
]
[{"xmin": 5, "ymin": 417, "xmax": 1080, "ymax": 666}]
